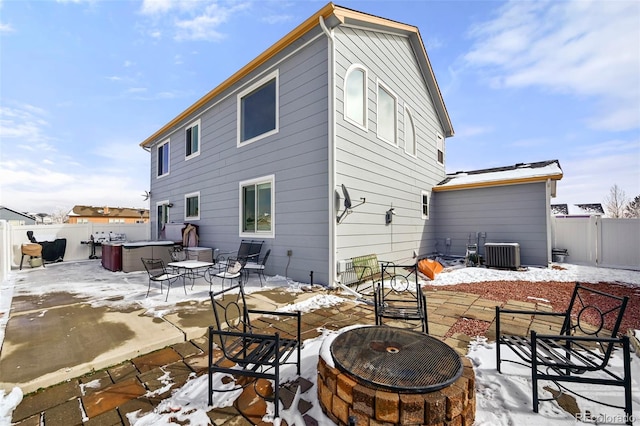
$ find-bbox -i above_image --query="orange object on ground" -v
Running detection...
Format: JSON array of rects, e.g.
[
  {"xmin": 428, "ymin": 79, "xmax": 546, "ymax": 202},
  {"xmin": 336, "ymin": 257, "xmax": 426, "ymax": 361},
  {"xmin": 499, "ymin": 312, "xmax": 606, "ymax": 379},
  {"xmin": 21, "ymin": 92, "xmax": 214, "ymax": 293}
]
[{"xmin": 418, "ymin": 258, "xmax": 443, "ymax": 280}]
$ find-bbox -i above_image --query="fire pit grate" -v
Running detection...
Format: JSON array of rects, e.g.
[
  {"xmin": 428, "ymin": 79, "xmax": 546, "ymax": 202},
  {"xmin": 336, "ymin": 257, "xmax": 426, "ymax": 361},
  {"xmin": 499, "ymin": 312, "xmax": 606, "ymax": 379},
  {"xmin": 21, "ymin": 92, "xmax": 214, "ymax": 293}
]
[{"xmin": 330, "ymin": 326, "xmax": 462, "ymax": 393}]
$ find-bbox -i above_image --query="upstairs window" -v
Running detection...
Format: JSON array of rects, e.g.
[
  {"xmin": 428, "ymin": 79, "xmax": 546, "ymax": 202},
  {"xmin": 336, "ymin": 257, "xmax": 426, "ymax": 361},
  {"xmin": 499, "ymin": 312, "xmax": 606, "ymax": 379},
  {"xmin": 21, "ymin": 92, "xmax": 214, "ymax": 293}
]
[
  {"xmin": 405, "ymin": 106, "xmax": 417, "ymax": 157},
  {"xmin": 238, "ymin": 71, "xmax": 278, "ymax": 145},
  {"xmin": 185, "ymin": 192, "xmax": 200, "ymax": 220},
  {"xmin": 185, "ymin": 120, "xmax": 200, "ymax": 159},
  {"xmin": 240, "ymin": 175, "xmax": 274, "ymax": 237},
  {"xmin": 436, "ymin": 133, "xmax": 444, "ymax": 164},
  {"xmin": 377, "ymin": 82, "xmax": 397, "ymax": 145},
  {"xmin": 157, "ymin": 140, "xmax": 170, "ymax": 177},
  {"xmin": 344, "ymin": 65, "xmax": 367, "ymax": 129}
]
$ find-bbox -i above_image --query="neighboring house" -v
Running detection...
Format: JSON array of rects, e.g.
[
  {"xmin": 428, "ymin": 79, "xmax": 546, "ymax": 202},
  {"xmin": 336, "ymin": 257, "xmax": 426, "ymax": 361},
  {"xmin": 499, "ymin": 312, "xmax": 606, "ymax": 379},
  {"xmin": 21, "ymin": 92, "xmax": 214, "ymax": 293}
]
[
  {"xmin": 0, "ymin": 206, "xmax": 36, "ymax": 225},
  {"xmin": 139, "ymin": 4, "xmax": 560, "ymax": 285},
  {"xmin": 67, "ymin": 206, "xmax": 149, "ymax": 224},
  {"xmin": 432, "ymin": 160, "xmax": 563, "ymax": 267},
  {"xmin": 551, "ymin": 203, "xmax": 605, "ymax": 217}
]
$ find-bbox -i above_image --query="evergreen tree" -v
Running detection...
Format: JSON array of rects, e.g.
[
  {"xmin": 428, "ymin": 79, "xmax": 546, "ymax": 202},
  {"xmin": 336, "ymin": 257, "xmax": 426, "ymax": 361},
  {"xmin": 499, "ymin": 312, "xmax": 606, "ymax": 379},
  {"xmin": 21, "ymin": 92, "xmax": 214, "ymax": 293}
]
[{"xmin": 623, "ymin": 195, "xmax": 640, "ymax": 218}]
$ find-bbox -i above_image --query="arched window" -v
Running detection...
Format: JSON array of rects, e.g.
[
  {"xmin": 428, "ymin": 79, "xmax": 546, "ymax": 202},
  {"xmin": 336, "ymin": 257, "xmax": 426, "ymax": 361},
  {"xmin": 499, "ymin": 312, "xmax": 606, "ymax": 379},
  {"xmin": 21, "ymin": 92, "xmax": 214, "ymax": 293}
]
[
  {"xmin": 405, "ymin": 107, "xmax": 416, "ymax": 156},
  {"xmin": 344, "ymin": 66, "xmax": 367, "ymax": 128}
]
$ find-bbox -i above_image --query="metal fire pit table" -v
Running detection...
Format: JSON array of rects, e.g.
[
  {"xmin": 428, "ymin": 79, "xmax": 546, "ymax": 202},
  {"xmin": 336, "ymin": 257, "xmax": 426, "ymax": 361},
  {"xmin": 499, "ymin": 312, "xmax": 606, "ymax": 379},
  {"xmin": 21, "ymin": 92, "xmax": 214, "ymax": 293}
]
[{"xmin": 330, "ymin": 326, "xmax": 462, "ymax": 393}]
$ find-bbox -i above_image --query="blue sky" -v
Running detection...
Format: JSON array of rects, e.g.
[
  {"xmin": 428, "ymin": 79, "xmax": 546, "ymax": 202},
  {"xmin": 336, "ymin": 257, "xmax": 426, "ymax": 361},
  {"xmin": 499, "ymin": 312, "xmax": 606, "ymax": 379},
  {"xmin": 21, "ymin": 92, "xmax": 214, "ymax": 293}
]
[{"xmin": 1, "ymin": 0, "xmax": 638, "ymax": 216}]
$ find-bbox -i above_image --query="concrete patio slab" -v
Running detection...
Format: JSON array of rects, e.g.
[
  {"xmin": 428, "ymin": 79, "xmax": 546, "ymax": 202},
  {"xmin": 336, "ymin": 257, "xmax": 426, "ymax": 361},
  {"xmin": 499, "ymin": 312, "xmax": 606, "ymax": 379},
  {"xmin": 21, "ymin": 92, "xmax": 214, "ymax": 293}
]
[{"xmin": 0, "ymin": 297, "xmax": 185, "ymax": 394}]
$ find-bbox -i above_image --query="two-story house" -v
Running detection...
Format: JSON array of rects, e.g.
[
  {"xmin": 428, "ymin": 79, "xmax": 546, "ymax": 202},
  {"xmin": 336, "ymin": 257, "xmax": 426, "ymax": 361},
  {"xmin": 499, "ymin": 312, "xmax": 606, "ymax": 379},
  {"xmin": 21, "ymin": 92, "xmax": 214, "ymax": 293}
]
[{"xmin": 140, "ymin": 3, "xmax": 561, "ymax": 285}]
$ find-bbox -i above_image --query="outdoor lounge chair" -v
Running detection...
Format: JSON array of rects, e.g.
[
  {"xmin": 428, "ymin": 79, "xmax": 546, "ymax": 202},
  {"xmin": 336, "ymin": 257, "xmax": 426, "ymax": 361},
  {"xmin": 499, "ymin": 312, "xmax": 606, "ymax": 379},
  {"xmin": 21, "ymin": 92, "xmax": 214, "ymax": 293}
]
[
  {"xmin": 141, "ymin": 258, "xmax": 185, "ymax": 302},
  {"xmin": 208, "ymin": 284, "xmax": 301, "ymax": 418},
  {"xmin": 496, "ymin": 283, "xmax": 632, "ymax": 424}
]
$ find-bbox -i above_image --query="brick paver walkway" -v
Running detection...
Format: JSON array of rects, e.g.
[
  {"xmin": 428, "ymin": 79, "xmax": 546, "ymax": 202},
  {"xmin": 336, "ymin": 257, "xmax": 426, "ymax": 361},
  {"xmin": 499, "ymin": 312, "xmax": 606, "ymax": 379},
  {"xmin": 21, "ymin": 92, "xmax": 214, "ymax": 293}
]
[{"xmin": 10, "ymin": 288, "xmax": 549, "ymax": 426}]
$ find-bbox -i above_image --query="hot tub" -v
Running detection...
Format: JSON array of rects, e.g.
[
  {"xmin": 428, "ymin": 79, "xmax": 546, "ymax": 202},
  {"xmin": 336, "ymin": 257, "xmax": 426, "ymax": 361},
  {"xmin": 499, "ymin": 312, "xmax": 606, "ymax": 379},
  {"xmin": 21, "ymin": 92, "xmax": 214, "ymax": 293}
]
[{"xmin": 120, "ymin": 240, "xmax": 175, "ymax": 273}]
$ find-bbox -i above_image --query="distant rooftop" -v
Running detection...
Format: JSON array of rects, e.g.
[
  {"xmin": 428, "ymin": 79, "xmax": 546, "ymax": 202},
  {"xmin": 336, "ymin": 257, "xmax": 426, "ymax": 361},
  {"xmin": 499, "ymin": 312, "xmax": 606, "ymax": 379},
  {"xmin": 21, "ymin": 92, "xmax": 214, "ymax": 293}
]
[{"xmin": 68, "ymin": 205, "xmax": 149, "ymax": 218}]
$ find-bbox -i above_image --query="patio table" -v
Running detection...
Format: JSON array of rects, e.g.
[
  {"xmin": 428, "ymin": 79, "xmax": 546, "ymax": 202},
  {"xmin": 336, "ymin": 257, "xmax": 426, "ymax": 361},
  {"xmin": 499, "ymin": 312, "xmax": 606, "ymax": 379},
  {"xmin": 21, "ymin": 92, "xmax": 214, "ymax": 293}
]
[{"xmin": 167, "ymin": 260, "xmax": 214, "ymax": 288}]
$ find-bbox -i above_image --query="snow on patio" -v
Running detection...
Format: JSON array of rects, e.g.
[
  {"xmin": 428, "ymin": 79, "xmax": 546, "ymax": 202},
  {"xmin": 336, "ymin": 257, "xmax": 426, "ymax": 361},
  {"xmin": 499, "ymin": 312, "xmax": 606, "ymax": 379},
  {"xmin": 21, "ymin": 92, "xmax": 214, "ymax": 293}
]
[{"xmin": 1, "ymin": 261, "xmax": 639, "ymax": 425}]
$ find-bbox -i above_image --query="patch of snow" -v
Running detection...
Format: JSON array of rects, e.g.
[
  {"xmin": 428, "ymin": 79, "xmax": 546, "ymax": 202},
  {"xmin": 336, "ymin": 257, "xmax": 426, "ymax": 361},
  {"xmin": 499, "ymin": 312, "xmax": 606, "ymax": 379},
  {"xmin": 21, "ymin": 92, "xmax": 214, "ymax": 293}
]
[{"xmin": 0, "ymin": 387, "xmax": 22, "ymax": 426}]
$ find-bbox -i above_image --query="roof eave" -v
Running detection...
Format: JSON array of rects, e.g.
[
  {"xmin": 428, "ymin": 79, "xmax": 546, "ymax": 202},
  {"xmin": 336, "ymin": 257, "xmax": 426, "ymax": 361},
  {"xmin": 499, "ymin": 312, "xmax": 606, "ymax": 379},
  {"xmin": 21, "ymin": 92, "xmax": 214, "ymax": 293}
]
[{"xmin": 432, "ymin": 173, "xmax": 564, "ymax": 192}]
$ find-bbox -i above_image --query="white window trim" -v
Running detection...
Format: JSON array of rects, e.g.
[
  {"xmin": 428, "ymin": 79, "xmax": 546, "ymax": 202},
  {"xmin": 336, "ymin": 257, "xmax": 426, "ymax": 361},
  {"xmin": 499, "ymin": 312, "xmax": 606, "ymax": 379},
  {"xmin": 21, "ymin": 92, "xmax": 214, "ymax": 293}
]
[
  {"xmin": 421, "ymin": 190, "xmax": 430, "ymax": 220},
  {"xmin": 157, "ymin": 139, "xmax": 170, "ymax": 178},
  {"xmin": 376, "ymin": 80, "xmax": 398, "ymax": 146},
  {"xmin": 237, "ymin": 70, "xmax": 279, "ymax": 147},
  {"xmin": 185, "ymin": 119, "xmax": 201, "ymax": 161},
  {"xmin": 436, "ymin": 132, "xmax": 444, "ymax": 165},
  {"xmin": 343, "ymin": 64, "xmax": 368, "ymax": 131},
  {"xmin": 404, "ymin": 105, "xmax": 417, "ymax": 158},
  {"xmin": 185, "ymin": 191, "xmax": 200, "ymax": 221},
  {"xmin": 239, "ymin": 174, "xmax": 275, "ymax": 238}
]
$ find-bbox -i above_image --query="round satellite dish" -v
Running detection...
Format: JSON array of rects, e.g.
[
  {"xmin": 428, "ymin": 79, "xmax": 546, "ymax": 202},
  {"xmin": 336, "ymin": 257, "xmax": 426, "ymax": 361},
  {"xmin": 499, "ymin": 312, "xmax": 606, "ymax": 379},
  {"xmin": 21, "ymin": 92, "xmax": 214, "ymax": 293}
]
[{"xmin": 342, "ymin": 184, "xmax": 352, "ymax": 209}]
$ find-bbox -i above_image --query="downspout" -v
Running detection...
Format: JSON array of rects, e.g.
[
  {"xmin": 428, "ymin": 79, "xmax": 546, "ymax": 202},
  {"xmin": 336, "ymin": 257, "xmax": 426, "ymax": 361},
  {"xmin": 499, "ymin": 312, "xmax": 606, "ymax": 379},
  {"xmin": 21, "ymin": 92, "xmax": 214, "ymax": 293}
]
[
  {"xmin": 545, "ymin": 179, "xmax": 552, "ymax": 266},
  {"xmin": 319, "ymin": 16, "xmax": 337, "ymax": 288}
]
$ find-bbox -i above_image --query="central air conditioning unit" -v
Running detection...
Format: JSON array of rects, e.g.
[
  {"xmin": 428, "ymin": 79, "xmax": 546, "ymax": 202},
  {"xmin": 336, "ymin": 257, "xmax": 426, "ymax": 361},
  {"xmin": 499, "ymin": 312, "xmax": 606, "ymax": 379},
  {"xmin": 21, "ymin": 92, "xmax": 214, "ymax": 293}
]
[{"xmin": 484, "ymin": 243, "xmax": 521, "ymax": 269}]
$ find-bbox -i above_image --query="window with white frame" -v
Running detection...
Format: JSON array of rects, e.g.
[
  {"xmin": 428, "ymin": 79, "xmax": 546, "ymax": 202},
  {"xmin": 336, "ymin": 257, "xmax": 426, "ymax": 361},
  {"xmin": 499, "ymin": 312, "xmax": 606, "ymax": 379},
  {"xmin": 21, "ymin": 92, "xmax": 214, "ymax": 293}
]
[
  {"xmin": 185, "ymin": 119, "xmax": 200, "ymax": 159},
  {"xmin": 238, "ymin": 71, "xmax": 278, "ymax": 145},
  {"xmin": 436, "ymin": 133, "xmax": 444, "ymax": 164},
  {"xmin": 405, "ymin": 106, "xmax": 417, "ymax": 156},
  {"xmin": 185, "ymin": 192, "xmax": 200, "ymax": 220},
  {"xmin": 344, "ymin": 65, "xmax": 367, "ymax": 128},
  {"xmin": 240, "ymin": 175, "xmax": 274, "ymax": 237},
  {"xmin": 157, "ymin": 140, "xmax": 170, "ymax": 177},
  {"xmin": 421, "ymin": 190, "xmax": 430, "ymax": 219},
  {"xmin": 377, "ymin": 82, "xmax": 397, "ymax": 145}
]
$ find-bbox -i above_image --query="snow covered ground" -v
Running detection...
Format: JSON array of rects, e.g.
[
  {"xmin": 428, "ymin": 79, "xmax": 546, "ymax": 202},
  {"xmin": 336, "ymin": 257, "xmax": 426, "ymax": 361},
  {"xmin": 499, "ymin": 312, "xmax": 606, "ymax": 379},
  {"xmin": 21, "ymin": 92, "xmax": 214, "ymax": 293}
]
[{"xmin": 1, "ymin": 262, "xmax": 639, "ymax": 425}]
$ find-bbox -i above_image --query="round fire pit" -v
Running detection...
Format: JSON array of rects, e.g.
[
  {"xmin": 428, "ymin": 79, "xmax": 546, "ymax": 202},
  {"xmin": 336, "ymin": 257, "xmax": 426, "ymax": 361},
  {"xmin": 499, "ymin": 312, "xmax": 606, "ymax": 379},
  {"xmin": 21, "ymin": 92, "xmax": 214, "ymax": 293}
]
[{"xmin": 318, "ymin": 326, "xmax": 476, "ymax": 426}]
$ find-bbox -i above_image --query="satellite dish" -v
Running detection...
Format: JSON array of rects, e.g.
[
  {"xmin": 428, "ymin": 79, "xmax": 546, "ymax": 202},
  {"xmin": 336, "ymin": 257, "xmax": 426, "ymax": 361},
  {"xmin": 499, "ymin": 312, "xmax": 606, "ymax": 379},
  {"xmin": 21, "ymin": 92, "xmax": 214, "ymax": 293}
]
[
  {"xmin": 337, "ymin": 184, "xmax": 365, "ymax": 224},
  {"xmin": 341, "ymin": 184, "xmax": 352, "ymax": 209}
]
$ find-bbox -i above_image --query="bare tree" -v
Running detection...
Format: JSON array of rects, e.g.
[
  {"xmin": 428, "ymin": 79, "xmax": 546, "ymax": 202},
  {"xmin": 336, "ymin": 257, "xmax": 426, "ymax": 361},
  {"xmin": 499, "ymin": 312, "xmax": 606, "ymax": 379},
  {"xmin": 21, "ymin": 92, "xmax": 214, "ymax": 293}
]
[
  {"xmin": 51, "ymin": 208, "xmax": 69, "ymax": 224},
  {"xmin": 624, "ymin": 195, "xmax": 640, "ymax": 218},
  {"xmin": 604, "ymin": 184, "xmax": 627, "ymax": 218}
]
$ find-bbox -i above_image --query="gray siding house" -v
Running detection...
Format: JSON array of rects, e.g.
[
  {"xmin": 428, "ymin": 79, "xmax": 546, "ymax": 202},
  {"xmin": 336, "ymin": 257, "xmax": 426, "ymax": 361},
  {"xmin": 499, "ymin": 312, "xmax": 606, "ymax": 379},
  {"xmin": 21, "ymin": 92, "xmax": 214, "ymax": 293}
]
[
  {"xmin": 140, "ymin": 4, "xmax": 562, "ymax": 285},
  {"xmin": 140, "ymin": 4, "xmax": 453, "ymax": 286}
]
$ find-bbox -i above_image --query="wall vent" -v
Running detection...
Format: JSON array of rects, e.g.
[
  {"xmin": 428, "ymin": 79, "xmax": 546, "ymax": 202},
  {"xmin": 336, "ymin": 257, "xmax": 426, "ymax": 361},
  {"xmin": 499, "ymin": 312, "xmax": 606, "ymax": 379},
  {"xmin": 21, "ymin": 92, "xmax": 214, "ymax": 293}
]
[{"xmin": 484, "ymin": 243, "xmax": 521, "ymax": 269}]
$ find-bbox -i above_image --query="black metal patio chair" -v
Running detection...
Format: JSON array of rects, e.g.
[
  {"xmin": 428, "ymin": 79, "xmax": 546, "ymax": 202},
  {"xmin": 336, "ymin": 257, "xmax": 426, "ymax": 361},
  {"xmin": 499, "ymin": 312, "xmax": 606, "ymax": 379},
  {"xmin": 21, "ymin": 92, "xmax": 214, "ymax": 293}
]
[
  {"xmin": 373, "ymin": 263, "xmax": 429, "ymax": 333},
  {"xmin": 141, "ymin": 257, "xmax": 185, "ymax": 302},
  {"xmin": 243, "ymin": 249, "xmax": 270, "ymax": 287},
  {"xmin": 208, "ymin": 284, "xmax": 301, "ymax": 418},
  {"xmin": 496, "ymin": 283, "xmax": 632, "ymax": 424}
]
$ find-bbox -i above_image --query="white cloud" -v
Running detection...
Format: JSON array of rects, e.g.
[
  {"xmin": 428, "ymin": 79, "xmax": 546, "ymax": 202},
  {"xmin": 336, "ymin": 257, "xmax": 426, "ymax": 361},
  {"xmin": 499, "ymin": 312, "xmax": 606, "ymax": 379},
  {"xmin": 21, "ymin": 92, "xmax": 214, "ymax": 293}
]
[
  {"xmin": 0, "ymin": 22, "xmax": 13, "ymax": 32},
  {"xmin": 261, "ymin": 13, "xmax": 293, "ymax": 25},
  {"xmin": 465, "ymin": 0, "xmax": 640, "ymax": 131},
  {"xmin": 555, "ymin": 138, "xmax": 640, "ymax": 205},
  {"xmin": 453, "ymin": 124, "xmax": 493, "ymax": 139},
  {"xmin": 0, "ymin": 104, "xmax": 50, "ymax": 143},
  {"xmin": 139, "ymin": 0, "xmax": 250, "ymax": 42}
]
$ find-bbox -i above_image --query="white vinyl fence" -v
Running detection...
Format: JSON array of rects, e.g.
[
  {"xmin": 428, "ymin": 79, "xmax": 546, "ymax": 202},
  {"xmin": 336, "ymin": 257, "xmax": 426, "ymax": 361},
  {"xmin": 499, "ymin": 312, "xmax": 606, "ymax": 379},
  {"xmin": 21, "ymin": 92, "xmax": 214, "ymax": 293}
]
[
  {"xmin": 0, "ymin": 222, "xmax": 150, "ymax": 281},
  {"xmin": 551, "ymin": 217, "xmax": 640, "ymax": 271}
]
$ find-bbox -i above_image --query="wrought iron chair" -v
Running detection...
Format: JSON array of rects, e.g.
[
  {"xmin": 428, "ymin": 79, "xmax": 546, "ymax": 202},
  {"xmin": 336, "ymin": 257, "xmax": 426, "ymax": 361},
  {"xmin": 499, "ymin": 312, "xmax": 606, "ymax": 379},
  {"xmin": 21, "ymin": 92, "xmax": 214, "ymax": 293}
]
[
  {"xmin": 243, "ymin": 249, "xmax": 270, "ymax": 287},
  {"xmin": 496, "ymin": 283, "xmax": 631, "ymax": 424},
  {"xmin": 206, "ymin": 257, "xmax": 246, "ymax": 290},
  {"xmin": 237, "ymin": 239, "xmax": 264, "ymax": 265},
  {"xmin": 208, "ymin": 284, "xmax": 301, "ymax": 418},
  {"xmin": 140, "ymin": 258, "xmax": 185, "ymax": 301},
  {"xmin": 373, "ymin": 263, "xmax": 429, "ymax": 333}
]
